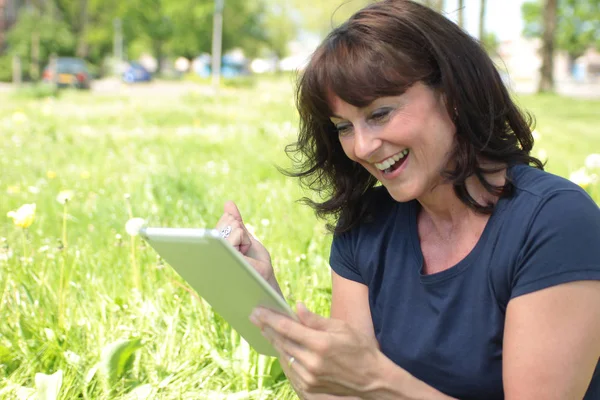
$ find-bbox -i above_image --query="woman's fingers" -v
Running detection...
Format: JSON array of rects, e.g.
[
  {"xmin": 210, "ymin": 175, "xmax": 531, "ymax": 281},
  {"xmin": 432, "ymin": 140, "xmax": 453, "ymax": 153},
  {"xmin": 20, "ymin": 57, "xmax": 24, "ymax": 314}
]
[
  {"xmin": 223, "ymin": 200, "xmax": 244, "ymax": 222},
  {"xmin": 215, "ymin": 213, "xmax": 250, "ymax": 252}
]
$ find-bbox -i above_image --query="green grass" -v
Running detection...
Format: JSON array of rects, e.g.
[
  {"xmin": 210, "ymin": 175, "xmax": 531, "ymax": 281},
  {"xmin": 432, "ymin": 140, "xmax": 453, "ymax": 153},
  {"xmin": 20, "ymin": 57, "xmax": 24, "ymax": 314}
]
[{"xmin": 0, "ymin": 77, "xmax": 598, "ymax": 399}]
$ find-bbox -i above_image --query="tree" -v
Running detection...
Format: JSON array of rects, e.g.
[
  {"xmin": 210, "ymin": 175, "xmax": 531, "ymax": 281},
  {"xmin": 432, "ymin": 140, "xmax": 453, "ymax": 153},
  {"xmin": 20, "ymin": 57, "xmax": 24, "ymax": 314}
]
[
  {"xmin": 523, "ymin": 0, "xmax": 600, "ymax": 68},
  {"xmin": 539, "ymin": 0, "xmax": 558, "ymax": 92},
  {"xmin": 6, "ymin": 2, "xmax": 75, "ymax": 80},
  {"xmin": 423, "ymin": 0, "xmax": 444, "ymax": 12},
  {"xmin": 458, "ymin": 0, "xmax": 465, "ymax": 28},
  {"xmin": 291, "ymin": 0, "xmax": 371, "ymax": 38},
  {"xmin": 479, "ymin": 0, "xmax": 486, "ymax": 40}
]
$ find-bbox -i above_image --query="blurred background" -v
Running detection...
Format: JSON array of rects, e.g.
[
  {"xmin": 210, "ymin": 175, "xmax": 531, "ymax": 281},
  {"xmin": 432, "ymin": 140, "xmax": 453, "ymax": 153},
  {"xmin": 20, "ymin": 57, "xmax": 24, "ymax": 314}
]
[{"xmin": 0, "ymin": 0, "xmax": 597, "ymax": 95}]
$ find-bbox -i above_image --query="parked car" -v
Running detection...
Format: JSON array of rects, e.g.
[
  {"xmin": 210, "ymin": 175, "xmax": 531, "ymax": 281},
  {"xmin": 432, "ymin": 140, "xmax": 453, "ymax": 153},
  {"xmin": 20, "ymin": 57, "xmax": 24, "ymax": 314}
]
[
  {"xmin": 42, "ymin": 57, "xmax": 91, "ymax": 89},
  {"xmin": 122, "ymin": 62, "xmax": 152, "ymax": 83},
  {"xmin": 193, "ymin": 54, "xmax": 249, "ymax": 78}
]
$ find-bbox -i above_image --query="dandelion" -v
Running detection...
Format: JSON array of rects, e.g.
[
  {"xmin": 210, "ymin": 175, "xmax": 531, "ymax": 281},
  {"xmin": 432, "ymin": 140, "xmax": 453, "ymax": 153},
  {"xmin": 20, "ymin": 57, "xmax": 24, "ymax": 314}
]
[
  {"xmin": 569, "ymin": 168, "xmax": 598, "ymax": 189},
  {"xmin": 7, "ymin": 185, "xmax": 20, "ymax": 194},
  {"xmin": 125, "ymin": 218, "xmax": 146, "ymax": 237},
  {"xmin": 47, "ymin": 170, "xmax": 57, "ymax": 179},
  {"xmin": 585, "ymin": 154, "xmax": 600, "ymax": 170},
  {"xmin": 56, "ymin": 190, "xmax": 74, "ymax": 205},
  {"xmin": 7, "ymin": 204, "xmax": 35, "ymax": 262},
  {"xmin": 12, "ymin": 111, "xmax": 27, "ymax": 124},
  {"xmin": 7, "ymin": 203, "xmax": 36, "ymax": 229},
  {"xmin": 64, "ymin": 350, "xmax": 82, "ymax": 365}
]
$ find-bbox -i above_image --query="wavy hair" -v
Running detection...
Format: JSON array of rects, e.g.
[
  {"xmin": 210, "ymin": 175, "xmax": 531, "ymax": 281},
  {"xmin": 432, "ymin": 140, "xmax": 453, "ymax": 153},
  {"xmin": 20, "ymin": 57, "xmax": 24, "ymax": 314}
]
[{"xmin": 285, "ymin": 0, "xmax": 544, "ymax": 234}]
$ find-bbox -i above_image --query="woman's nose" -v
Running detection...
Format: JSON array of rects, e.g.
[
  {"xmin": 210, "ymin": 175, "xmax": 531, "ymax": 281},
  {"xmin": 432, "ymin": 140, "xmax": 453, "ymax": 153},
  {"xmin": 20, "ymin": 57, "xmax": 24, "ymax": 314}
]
[{"xmin": 353, "ymin": 127, "xmax": 382, "ymax": 161}]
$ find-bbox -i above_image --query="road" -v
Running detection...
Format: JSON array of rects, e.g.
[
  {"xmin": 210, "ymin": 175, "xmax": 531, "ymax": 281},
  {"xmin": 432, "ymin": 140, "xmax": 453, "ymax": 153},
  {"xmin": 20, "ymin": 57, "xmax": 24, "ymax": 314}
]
[{"xmin": 0, "ymin": 78, "xmax": 599, "ymax": 99}]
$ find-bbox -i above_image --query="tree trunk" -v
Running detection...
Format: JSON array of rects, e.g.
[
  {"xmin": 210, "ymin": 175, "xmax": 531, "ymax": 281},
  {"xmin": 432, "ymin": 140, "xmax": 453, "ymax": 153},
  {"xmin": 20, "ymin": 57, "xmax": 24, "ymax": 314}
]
[
  {"xmin": 0, "ymin": 0, "xmax": 6, "ymax": 53},
  {"xmin": 154, "ymin": 40, "xmax": 163, "ymax": 74},
  {"xmin": 30, "ymin": 30, "xmax": 40, "ymax": 80},
  {"xmin": 538, "ymin": 0, "xmax": 557, "ymax": 93},
  {"xmin": 479, "ymin": 0, "xmax": 486, "ymax": 40},
  {"xmin": 76, "ymin": 0, "xmax": 88, "ymax": 58},
  {"xmin": 458, "ymin": 0, "xmax": 464, "ymax": 28}
]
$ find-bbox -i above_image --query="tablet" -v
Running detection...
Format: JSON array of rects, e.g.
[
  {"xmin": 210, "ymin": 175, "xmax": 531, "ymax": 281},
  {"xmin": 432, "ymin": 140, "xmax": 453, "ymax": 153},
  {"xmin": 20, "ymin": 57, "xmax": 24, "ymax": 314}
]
[{"xmin": 139, "ymin": 226, "xmax": 296, "ymax": 357}]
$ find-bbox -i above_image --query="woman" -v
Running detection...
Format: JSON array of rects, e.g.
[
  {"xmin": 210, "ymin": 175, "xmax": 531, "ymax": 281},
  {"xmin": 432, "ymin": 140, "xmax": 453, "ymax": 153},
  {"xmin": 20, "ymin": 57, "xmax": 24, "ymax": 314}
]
[{"xmin": 216, "ymin": 1, "xmax": 600, "ymax": 399}]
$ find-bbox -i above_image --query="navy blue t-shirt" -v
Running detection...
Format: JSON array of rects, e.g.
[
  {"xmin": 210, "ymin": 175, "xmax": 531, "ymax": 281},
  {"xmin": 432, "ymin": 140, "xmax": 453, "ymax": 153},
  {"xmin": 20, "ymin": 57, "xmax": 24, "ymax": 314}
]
[{"xmin": 329, "ymin": 165, "xmax": 600, "ymax": 399}]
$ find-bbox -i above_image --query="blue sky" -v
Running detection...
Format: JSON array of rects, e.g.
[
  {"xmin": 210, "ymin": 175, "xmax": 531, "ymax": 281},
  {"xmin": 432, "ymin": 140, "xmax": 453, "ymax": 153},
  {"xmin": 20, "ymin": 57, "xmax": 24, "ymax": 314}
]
[{"xmin": 445, "ymin": 0, "xmax": 527, "ymax": 41}]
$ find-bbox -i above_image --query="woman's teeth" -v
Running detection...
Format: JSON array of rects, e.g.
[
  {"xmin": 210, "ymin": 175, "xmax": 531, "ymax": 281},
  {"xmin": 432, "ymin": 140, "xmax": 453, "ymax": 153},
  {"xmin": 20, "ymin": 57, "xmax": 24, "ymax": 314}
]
[{"xmin": 374, "ymin": 149, "xmax": 409, "ymax": 171}]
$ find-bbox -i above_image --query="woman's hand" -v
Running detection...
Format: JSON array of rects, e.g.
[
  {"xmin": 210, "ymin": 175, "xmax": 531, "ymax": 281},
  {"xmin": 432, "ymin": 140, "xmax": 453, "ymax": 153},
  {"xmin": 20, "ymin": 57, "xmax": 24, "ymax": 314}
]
[
  {"xmin": 215, "ymin": 201, "xmax": 283, "ymax": 296},
  {"xmin": 250, "ymin": 303, "xmax": 383, "ymax": 398}
]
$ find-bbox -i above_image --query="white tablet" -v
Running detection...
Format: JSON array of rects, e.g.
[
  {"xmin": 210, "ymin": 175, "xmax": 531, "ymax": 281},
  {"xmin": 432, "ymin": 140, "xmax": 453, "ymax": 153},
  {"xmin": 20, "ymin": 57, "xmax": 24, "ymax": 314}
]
[{"xmin": 139, "ymin": 226, "xmax": 296, "ymax": 357}]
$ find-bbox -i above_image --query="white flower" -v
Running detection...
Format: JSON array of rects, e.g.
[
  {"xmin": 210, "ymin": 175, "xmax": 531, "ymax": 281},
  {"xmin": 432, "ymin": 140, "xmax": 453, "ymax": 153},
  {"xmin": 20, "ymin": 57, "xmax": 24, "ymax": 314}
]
[
  {"xmin": 585, "ymin": 154, "xmax": 600, "ymax": 170},
  {"xmin": 0, "ymin": 248, "xmax": 12, "ymax": 262},
  {"xmin": 125, "ymin": 218, "xmax": 146, "ymax": 236},
  {"xmin": 64, "ymin": 350, "xmax": 82, "ymax": 365},
  {"xmin": 532, "ymin": 129, "xmax": 541, "ymax": 141},
  {"xmin": 260, "ymin": 218, "xmax": 270, "ymax": 227},
  {"xmin": 56, "ymin": 190, "xmax": 74, "ymax": 205},
  {"xmin": 569, "ymin": 168, "xmax": 597, "ymax": 189}
]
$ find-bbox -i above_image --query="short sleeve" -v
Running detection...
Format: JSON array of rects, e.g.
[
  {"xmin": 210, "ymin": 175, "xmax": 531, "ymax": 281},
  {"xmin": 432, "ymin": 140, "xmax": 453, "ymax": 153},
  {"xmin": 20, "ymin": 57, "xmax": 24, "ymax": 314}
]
[
  {"xmin": 511, "ymin": 189, "xmax": 600, "ymax": 299},
  {"xmin": 329, "ymin": 230, "xmax": 364, "ymax": 284}
]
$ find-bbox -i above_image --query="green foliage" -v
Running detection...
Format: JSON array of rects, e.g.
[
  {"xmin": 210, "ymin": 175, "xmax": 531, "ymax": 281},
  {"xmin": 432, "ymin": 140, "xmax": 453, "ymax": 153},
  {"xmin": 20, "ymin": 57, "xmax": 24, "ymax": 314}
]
[
  {"xmin": 292, "ymin": 0, "xmax": 371, "ymax": 38},
  {"xmin": 100, "ymin": 338, "xmax": 144, "ymax": 384},
  {"xmin": 0, "ymin": 55, "xmax": 14, "ymax": 82},
  {"xmin": 482, "ymin": 31, "xmax": 500, "ymax": 54},
  {"xmin": 11, "ymin": 83, "xmax": 60, "ymax": 99},
  {"xmin": 2, "ymin": 0, "xmax": 299, "ymax": 77},
  {"xmin": 5, "ymin": 9, "xmax": 76, "ymax": 79},
  {"xmin": 522, "ymin": 0, "xmax": 600, "ymax": 59}
]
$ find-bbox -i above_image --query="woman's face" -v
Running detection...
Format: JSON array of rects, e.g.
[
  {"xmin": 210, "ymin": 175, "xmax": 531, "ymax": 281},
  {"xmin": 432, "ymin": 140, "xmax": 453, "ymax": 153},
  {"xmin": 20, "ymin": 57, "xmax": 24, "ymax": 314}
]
[{"xmin": 329, "ymin": 82, "xmax": 456, "ymax": 203}]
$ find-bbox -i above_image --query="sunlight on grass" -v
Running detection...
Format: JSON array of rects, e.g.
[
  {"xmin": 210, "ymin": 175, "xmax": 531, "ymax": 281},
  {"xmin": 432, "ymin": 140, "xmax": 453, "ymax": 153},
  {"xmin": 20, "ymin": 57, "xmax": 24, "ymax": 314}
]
[{"xmin": 0, "ymin": 77, "xmax": 598, "ymax": 398}]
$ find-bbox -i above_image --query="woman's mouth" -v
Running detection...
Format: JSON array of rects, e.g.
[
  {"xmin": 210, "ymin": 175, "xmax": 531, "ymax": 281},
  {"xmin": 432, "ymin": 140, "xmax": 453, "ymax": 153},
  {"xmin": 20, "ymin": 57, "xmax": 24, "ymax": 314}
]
[{"xmin": 374, "ymin": 149, "xmax": 410, "ymax": 176}]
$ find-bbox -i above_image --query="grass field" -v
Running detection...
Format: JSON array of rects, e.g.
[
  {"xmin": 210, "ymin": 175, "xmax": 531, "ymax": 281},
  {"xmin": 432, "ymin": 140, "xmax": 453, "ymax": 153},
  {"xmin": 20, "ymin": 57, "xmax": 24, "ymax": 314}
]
[{"xmin": 1, "ymin": 76, "xmax": 599, "ymax": 399}]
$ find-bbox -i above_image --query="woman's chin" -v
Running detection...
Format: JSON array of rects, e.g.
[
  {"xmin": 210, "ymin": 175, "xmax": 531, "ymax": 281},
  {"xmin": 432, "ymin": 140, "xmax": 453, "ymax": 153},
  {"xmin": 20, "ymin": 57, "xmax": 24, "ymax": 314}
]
[{"xmin": 383, "ymin": 185, "xmax": 418, "ymax": 203}]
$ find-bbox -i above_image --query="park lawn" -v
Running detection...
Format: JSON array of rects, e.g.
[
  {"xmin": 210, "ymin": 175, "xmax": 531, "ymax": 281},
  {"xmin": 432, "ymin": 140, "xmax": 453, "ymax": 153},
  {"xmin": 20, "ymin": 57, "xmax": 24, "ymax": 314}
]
[{"xmin": 0, "ymin": 77, "xmax": 598, "ymax": 399}]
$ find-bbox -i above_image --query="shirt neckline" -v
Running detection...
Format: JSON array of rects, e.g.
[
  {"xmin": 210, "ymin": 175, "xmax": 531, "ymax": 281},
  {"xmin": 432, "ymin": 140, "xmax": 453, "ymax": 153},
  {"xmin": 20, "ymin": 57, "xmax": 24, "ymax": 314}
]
[{"xmin": 407, "ymin": 184, "xmax": 509, "ymax": 285}]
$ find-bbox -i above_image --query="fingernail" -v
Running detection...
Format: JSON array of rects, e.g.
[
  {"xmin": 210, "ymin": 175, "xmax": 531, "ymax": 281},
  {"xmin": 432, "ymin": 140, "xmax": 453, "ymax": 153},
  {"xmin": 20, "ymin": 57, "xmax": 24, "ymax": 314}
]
[{"xmin": 250, "ymin": 309, "xmax": 261, "ymax": 322}]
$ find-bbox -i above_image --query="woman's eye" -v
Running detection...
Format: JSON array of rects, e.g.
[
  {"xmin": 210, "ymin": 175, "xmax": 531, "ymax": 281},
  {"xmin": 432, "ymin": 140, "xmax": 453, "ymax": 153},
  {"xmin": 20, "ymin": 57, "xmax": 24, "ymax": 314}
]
[
  {"xmin": 335, "ymin": 124, "xmax": 353, "ymax": 136},
  {"xmin": 370, "ymin": 109, "xmax": 392, "ymax": 122}
]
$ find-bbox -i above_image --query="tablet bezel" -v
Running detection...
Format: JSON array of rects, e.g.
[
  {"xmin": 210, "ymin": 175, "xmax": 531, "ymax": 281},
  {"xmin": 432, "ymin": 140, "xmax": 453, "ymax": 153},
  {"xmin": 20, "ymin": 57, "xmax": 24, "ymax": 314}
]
[{"xmin": 139, "ymin": 226, "xmax": 296, "ymax": 357}]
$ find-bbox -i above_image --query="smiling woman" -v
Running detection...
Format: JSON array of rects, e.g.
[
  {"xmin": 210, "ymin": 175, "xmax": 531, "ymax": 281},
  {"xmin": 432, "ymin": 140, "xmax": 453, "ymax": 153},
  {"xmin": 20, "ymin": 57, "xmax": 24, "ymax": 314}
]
[{"xmin": 214, "ymin": 0, "xmax": 600, "ymax": 399}]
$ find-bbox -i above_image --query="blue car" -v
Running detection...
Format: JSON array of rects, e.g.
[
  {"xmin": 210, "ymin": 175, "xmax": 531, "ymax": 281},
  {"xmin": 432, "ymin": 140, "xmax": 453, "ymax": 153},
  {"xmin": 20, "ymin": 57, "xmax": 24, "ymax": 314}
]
[{"xmin": 123, "ymin": 62, "xmax": 152, "ymax": 83}]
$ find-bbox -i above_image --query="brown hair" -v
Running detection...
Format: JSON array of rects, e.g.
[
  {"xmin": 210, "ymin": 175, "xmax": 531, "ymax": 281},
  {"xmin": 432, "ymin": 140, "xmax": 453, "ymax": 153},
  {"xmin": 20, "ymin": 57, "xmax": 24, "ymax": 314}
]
[{"xmin": 285, "ymin": 0, "xmax": 544, "ymax": 234}]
